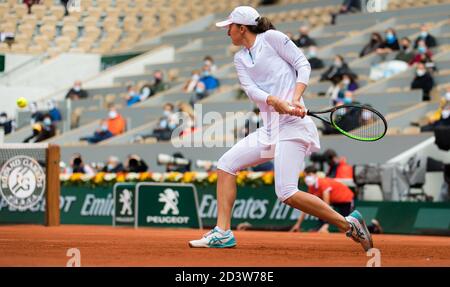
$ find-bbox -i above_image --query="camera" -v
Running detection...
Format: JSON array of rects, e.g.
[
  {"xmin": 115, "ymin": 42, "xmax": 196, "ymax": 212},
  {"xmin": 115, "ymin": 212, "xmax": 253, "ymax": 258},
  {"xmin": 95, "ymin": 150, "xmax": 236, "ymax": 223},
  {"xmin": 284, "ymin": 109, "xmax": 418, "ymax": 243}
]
[
  {"xmin": 196, "ymin": 160, "xmax": 218, "ymax": 171},
  {"xmin": 157, "ymin": 154, "xmax": 190, "ymax": 166}
]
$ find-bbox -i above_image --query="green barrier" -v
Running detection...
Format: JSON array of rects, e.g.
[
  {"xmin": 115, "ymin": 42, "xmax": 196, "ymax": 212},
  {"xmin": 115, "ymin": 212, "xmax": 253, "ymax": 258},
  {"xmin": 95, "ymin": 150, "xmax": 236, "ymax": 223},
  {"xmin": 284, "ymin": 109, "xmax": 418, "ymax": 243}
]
[
  {"xmin": 100, "ymin": 52, "xmax": 143, "ymax": 70},
  {"xmin": 135, "ymin": 183, "xmax": 202, "ymax": 229},
  {"xmin": 0, "ymin": 185, "xmax": 449, "ymax": 235},
  {"xmin": 113, "ymin": 183, "xmax": 137, "ymax": 227},
  {"xmin": 0, "ymin": 54, "xmax": 4, "ymax": 73}
]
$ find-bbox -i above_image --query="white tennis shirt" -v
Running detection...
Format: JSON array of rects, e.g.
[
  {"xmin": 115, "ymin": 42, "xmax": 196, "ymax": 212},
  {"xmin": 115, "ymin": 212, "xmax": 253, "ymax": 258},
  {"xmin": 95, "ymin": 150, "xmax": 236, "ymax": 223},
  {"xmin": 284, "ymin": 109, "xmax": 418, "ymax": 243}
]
[{"xmin": 234, "ymin": 29, "xmax": 320, "ymax": 150}]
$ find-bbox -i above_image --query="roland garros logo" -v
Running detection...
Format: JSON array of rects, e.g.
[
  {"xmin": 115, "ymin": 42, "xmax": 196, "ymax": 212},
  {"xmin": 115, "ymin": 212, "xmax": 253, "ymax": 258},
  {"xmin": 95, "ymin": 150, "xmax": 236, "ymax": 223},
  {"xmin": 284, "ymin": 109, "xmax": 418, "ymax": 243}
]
[{"xmin": 0, "ymin": 155, "xmax": 46, "ymax": 210}]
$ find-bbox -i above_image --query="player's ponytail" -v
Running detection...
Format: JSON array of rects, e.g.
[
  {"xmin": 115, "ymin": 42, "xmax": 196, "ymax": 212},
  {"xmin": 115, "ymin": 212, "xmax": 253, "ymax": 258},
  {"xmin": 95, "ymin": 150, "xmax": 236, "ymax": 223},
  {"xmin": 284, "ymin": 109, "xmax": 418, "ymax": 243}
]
[{"xmin": 246, "ymin": 16, "xmax": 275, "ymax": 34}]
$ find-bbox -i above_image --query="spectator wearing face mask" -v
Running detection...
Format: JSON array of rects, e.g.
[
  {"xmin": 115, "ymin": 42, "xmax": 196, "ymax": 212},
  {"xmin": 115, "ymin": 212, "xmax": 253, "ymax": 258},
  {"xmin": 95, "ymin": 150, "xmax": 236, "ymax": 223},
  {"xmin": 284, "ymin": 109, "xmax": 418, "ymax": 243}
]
[
  {"xmin": 47, "ymin": 99, "xmax": 62, "ymax": 122},
  {"xmin": 126, "ymin": 154, "xmax": 149, "ymax": 173},
  {"xmin": 106, "ymin": 107, "xmax": 126, "ymax": 136},
  {"xmin": 199, "ymin": 65, "xmax": 220, "ymax": 93},
  {"xmin": 320, "ymin": 55, "xmax": 355, "ymax": 82},
  {"xmin": 126, "ymin": 85, "xmax": 142, "ymax": 106},
  {"xmin": 145, "ymin": 103, "xmax": 179, "ymax": 141},
  {"xmin": 305, "ymin": 46, "xmax": 324, "ymax": 70},
  {"xmin": 190, "ymin": 81, "xmax": 209, "ymax": 106},
  {"xmin": 241, "ymin": 107, "xmax": 263, "ymax": 137},
  {"xmin": 103, "ymin": 156, "xmax": 125, "ymax": 173},
  {"xmin": 150, "ymin": 70, "xmax": 168, "ymax": 95},
  {"xmin": 29, "ymin": 101, "xmax": 44, "ymax": 125},
  {"xmin": 411, "ymin": 62, "xmax": 435, "ymax": 101},
  {"xmin": 376, "ymin": 28, "xmax": 400, "ymax": 55},
  {"xmin": 66, "ymin": 80, "xmax": 88, "ymax": 100},
  {"xmin": 359, "ymin": 32, "xmax": 383, "ymax": 58},
  {"xmin": 395, "ymin": 37, "xmax": 415, "ymax": 63},
  {"xmin": 420, "ymin": 88, "xmax": 450, "ymax": 132},
  {"xmin": 0, "ymin": 112, "xmax": 15, "ymax": 135},
  {"xmin": 79, "ymin": 120, "xmax": 114, "ymax": 144},
  {"xmin": 414, "ymin": 25, "xmax": 437, "ymax": 50},
  {"xmin": 24, "ymin": 114, "xmax": 56, "ymax": 143},
  {"xmin": 184, "ymin": 70, "xmax": 201, "ymax": 93},
  {"xmin": 203, "ymin": 56, "xmax": 217, "ymax": 74},
  {"xmin": 409, "ymin": 40, "xmax": 435, "ymax": 72},
  {"xmin": 293, "ymin": 26, "xmax": 316, "ymax": 48},
  {"xmin": 333, "ymin": 74, "xmax": 358, "ymax": 106}
]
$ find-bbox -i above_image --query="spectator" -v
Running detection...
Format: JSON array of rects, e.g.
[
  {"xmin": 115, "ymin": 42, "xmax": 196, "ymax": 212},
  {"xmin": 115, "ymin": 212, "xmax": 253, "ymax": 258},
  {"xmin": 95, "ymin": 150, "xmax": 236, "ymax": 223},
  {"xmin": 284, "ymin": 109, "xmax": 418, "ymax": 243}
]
[
  {"xmin": 409, "ymin": 40, "xmax": 436, "ymax": 72},
  {"xmin": 65, "ymin": 80, "xmax": 88, "ymax": 100},
  {"xmin": 184, "ymin": 70, "xmax": 201, "ymax": 93},
  {"xmin": 189, "ymin": 81, "xmax": 209, "ymax": 106},
  {"xmin": 359, "ymin": 32, "xmax": 383, "ymax": 57},
  {"xmin": 106, "ymin": 107, "xmax": 126, "ymax": 136},
  {"xmin": 177, "ymin": 102, "xmax": 196, "ymax": 137},
  {"xmin": 126, "ymin": 154, "xmax": 148, "ymax": 173},
  {"xmin": 24, "ymin": 114, "xmax": 56, "ymax": 143},
  {"xmin": 79, "ymin": 120, "xmax": 114, "ymax": 144},
  {"xmin": 103, "ymin": 156, "xmax": 125, "ymax": 173},
  {"xmin": 305, "ymin": 46, "xmax": 324, "ymax": 70},
  {"xmin": 29, "ymin": 101, "xmax": 44, "ymax": 124},
  {"xmin": 323, "ymin": 149, "xmax": 353, "ymax": 179},
  {"xmin": 23, "ymin": 0, "xmax": 39, "ymax": 14},
  {"xmin": 150, "ymin": 70, "xmax": 168, "ymax": 95},
  {"xmin": 420, "ymin": 88, "xmax": 450, "ymax": 132},
  {"xmin": 0, "ymin": 112, "xmax": 15, "ymax": 135},
  {"xmin": 332, "ymin": 74, "xmax": 358, "ymax": 105},
  {"xmin": 290, "ymin": 165, "xmax": 383, "ymax": 234},
  {"xmin": 376, "ymin": 28, "xmax": 400, "ymax": 55},
  {"xmin": 411, "ymin": 62, "xmax": 435, "ymax": 101},
  {"xmin": 200, "ymin": 65, "xmax": 220, "ymax": 93},
  {"xmin": 331, "ymin": 0, "xmax": 361, "ymax": 25},
  {"xmin": 147, "ymin": 103, "xmax": 178, "ymax": 141},
  {"xmin": 47, "ymin": 99, "xmax": 62, "ymax": 122},
  {"xmin": 293, "ymin": 26, "xmax": 316, "ymax": 48},
  {"xmin": 203, "ymin": 56, "xmax": 218, "ymax": 74},
  {"xmin": 395, "ymin": 37, "xmax": 415, "ymax": 63},
  {"xmin": 414, "ymin": 24, "xmax": 437, "ymax": 49},
  {"xmin": 126, "ymin": 85, "xmax": 142, "ymax": 106},
  {"xmin": 320, "ymin": 55, "xmax": 355, "ymax": 82},
  {"xmin": 68, "ymin": 153, "xmax": 95, "ymax": 175}
]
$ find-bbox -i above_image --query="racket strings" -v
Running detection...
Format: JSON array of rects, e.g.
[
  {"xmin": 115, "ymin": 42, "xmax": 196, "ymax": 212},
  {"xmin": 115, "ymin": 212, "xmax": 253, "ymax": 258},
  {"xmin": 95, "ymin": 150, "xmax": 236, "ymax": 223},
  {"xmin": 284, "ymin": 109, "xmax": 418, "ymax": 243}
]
[{"xmin": 331, "ymin": 107, "xmax": 386, "ymax": 140}]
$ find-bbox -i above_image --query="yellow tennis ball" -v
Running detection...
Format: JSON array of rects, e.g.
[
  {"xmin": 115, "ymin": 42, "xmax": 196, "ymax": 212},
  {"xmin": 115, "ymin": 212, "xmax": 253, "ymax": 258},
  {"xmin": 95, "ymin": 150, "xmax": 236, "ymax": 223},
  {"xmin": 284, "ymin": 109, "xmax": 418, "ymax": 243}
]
[{"xmin": 17, "ymin": 97, "xmax": 28, "ymax": 108}]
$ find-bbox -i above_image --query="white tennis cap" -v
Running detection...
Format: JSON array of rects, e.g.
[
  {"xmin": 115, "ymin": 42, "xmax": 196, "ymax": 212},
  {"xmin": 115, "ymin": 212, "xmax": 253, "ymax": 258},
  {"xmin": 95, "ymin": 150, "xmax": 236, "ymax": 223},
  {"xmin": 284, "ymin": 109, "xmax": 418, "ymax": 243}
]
[{"xmin": 215, "ymin": 6, "xmax": 260, "ymax": 28}]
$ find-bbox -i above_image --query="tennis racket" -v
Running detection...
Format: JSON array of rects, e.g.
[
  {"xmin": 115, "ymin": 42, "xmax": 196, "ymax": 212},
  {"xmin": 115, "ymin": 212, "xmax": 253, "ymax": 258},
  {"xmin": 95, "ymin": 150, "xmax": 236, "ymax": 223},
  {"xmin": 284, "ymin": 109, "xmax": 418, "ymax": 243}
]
[{"xmin": 291, "ymin": 104, "xmax": 388, "ymax": 141}]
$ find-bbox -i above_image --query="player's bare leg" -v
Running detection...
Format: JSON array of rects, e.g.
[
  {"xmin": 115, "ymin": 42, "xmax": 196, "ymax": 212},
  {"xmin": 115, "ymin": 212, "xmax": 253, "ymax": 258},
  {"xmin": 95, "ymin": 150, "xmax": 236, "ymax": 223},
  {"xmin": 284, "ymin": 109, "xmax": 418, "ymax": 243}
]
[
  {"xmin": 189, "ymin": 169, "xmax": 237, "ymax": 248},
  {"xmin": 284, "ymin": 191, "xmax": 373, "ymax": 251},
  {"xmin": 284, "ymin": 192, "xmax": 350, "ymax": 232},
  {"xmin": 215, "ymin": 169, "xmax": 237, "ymax": 231}
]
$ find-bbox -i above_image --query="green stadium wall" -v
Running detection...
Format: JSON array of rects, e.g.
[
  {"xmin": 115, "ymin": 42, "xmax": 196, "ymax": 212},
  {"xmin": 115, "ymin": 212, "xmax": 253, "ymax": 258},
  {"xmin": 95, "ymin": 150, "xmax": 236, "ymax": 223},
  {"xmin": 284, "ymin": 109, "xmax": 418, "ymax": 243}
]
[{"xmin": 0, "ymin": 185, "xmax": 449, "ymax": 235}]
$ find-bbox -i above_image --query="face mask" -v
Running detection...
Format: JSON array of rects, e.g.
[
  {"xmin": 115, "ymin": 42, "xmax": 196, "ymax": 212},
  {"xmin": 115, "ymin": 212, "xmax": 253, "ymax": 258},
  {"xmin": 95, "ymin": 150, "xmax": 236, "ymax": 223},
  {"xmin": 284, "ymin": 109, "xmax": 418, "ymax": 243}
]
[
  {"xmin": 418, "ymin": 46, "xmax": 426, "ymax": 54},
  {"xmin": 441, "ymin": 109, "xmax": 450, "ymax": 119},
  {"xmin": 421, "ymin": 31, "xmax": 428, "ymax": 38},
  {"xmin": 109, "ymin": 111, "xmax": 118, "ymax": 119},
  {"xmin": 416, "ymin": 69, "xmax": 426, "ymax": 77},
  {"xmin": 445, "ymin": 92, "xmax": 450, "ymax": 101},
  {"xmin": 386, "ymin": 33, "xmax": 395, "ymax": 43},
  {"xmin": 101, "ymin": 124, "xmax": 108, "ymax": 131},
  {"xmin": 73, "ymin": 86, "xmax": 81, "ymax": 92},
  {"xmin": 203, "ymin": 71, "xmax": 210, "ymax": 77},
  {"xmin": 43, "ymin": 118, "xmax": 51, "ymax": 126},
  {"xmin": 0, "ymin": 117, "xmax": 6, "ymax": 124},
  {"xmin": 362, "ymin": 110, "xmax": 372, "ymax": 121},
  {"xmin": 401, "ymin": 44, "xmax": 410, "ymax": 50},
  {"xmin": 334, "ymin": 60, "xmax": 342, "ymax": 67},
  {"xmin": 195, "ymin": 84, "xmax": 205, "ymax": 93},
  {"xmin": 107, "ymin": 164, "xmax": 115, "ymax": 170},
  {"xmin": 204, "ymin": 60, "xmax": 212, "ymax": 66},
  {"xmin": 308, "ymin": 51, "xmax": 316, "ymax": 58},
  {"xmin": 163, "ymin": 110, "xmax": 171, "ymax": 117},
  {"xmin": 343, "ymin": 79, "xmax": 350, "ymax": 85},
  {"xmin": 304, "ymin": 175, "xmax": 317, "ymax": 187}
]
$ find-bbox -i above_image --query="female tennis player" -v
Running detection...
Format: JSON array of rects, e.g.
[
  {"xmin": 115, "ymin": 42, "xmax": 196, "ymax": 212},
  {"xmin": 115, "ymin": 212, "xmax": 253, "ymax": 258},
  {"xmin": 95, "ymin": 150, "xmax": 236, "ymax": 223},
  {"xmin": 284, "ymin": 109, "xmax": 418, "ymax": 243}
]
[{"xmin": 189, "ymin": 6, "xmax": 373, "ymax": 251}]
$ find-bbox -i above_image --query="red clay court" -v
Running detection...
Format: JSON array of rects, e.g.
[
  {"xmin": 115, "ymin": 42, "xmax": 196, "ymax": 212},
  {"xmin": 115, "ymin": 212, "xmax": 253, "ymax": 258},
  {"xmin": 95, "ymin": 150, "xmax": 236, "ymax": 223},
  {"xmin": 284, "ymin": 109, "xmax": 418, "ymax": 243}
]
[{"xmin": 0, "ymin": 225, "xmax": 449, "ymax": 267}]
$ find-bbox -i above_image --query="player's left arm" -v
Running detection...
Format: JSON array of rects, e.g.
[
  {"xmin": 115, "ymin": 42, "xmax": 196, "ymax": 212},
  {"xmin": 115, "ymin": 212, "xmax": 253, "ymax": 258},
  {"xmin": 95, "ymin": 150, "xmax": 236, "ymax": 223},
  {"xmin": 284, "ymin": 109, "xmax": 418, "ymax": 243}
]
[{"xmin": 322, "ymin": 187, "xmax": 332, "ymax": 205}]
